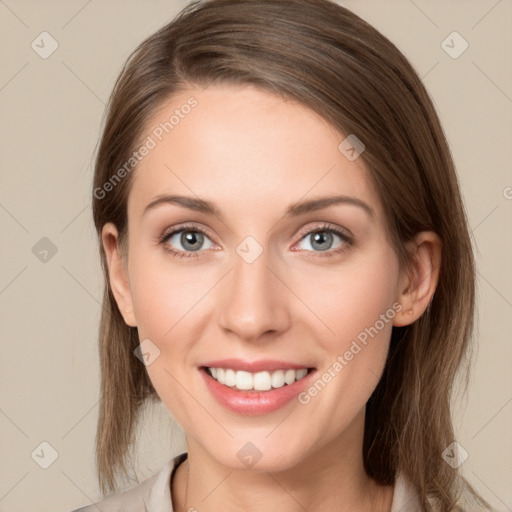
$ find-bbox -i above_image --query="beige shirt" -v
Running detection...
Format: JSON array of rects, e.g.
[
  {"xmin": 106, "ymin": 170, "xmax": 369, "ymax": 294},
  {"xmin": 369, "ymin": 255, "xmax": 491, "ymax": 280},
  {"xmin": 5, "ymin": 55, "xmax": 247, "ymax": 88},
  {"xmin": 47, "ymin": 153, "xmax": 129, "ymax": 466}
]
[{"xmin": 69, "ymin": 452, "xmax": 421, "ymax": 511}]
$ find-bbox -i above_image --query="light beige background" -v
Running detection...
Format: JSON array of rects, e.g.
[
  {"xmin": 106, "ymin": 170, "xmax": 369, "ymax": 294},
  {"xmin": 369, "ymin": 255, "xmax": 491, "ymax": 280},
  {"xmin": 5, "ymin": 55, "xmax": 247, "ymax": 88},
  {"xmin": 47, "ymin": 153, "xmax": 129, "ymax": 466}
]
[{"xmin": 0, "ymin": 1, "xmax": 511, "ymax": 511}]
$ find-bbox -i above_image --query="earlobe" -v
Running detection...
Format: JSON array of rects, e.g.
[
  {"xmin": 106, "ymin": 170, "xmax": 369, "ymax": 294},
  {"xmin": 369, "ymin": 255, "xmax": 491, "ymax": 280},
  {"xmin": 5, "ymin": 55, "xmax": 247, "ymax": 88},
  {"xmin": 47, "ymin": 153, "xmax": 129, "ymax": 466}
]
[
  {"xmin": 392, "ymin": 231, "xmax": 442, "ymax": 327},
  {"xmin": 101, "ymin": 222, "xmax": 137, "ymax": 327}
]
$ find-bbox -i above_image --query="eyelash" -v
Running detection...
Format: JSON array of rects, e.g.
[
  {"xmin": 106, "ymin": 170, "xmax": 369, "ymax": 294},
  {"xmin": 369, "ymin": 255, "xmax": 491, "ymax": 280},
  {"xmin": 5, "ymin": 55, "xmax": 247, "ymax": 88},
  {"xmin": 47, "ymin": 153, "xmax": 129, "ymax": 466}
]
[{"xmin": 158, "ymin": 223, "xmax": 353, "ymax": 260}]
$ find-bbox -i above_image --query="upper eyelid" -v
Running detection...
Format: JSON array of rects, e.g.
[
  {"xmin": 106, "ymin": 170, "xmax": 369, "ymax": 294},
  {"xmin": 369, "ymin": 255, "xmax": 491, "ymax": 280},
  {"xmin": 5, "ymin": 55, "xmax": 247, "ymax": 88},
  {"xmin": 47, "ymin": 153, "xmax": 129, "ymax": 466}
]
[
  {"xmin": 296, "ymin": 223, "xmax": 352, "ymax": 240},
  {"xmin": 160, "ymin": 223, "xmax": 213, "ymax": 242}
]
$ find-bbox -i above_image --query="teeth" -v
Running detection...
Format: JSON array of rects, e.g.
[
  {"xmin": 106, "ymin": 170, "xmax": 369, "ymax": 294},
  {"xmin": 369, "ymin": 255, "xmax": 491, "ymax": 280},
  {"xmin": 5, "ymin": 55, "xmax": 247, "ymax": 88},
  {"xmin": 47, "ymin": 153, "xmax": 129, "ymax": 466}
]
[
  {"xmin": 271, "ymin": 370, "xmax": 285, "ymax": 388},
  {"xmin": 225, "ymin": 369, "xmax": 236, "ymax": 387},
  {"xmin": 207, "ymin": 367, "xmax": 309, "ymax": 391},
  {"xmin": 236, "ymin": 370, "xmax": 254, "ymax": 390},
  {"xmin": 253, "ymin": 371, "xmax": 272, "ymax": 391},
  {"xmin": 296, "ymin": 368, "xmax": 308, "ymax": 380},
  {"xmin": 284, "ymin": 369, "xmax": 296, "ymax": 385}
]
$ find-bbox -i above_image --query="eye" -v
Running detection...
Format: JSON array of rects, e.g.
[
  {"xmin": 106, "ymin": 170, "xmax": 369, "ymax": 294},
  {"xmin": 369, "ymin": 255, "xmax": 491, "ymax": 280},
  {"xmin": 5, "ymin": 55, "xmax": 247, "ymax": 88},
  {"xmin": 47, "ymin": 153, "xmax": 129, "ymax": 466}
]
[
  {"xmin": 294, "ymin": 223, "xmax": 353, "ymax": 258},
  {"xmin": 159, "ymin": 224, "xmax": 215, "ymax": 258},
  {"xmin": 158, "ymin": 222, "xmax": 353, "ymax": 260}
]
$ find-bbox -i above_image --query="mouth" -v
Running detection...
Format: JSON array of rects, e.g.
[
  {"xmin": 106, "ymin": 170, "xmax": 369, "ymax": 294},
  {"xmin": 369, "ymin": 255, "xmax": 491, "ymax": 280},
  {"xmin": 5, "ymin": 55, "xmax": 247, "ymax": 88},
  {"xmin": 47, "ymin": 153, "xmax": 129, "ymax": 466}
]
[
  {"xmin": 198, "ymin": 359, "xmax": 317, "ymax": 415},
  {"xmin": 202, "ymin": 366, "xmax": 314, "ymax": 392}
]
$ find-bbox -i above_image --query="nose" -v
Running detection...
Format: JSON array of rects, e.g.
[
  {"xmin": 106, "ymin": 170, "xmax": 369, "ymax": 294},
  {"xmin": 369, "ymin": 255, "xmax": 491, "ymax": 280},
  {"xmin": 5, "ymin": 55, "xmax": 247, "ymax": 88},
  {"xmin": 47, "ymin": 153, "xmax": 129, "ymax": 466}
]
[{"xmin": 218, "ymin": 248, "xmax": 291, "ymax": 343}]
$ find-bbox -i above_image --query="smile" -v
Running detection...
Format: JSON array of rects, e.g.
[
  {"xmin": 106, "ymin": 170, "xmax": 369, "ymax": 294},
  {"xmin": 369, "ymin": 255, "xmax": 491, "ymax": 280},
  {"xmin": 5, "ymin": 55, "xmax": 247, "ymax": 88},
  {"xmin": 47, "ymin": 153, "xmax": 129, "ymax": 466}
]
[
  {"xmin": 199, "ymin": 359, "xmax": 317, "ymax": 415},
  {"xmin": 206, "ymin": 367, "xmax": 310, "ymax": 392}
]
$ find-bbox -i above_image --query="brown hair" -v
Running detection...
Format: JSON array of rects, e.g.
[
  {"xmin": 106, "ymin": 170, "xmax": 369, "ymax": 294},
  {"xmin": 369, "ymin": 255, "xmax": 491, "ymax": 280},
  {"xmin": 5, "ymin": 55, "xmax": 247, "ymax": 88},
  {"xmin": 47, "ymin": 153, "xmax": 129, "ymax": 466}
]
[{"xmin": 91, "ymin": 0, "xmax": 489, "ymax": 509}]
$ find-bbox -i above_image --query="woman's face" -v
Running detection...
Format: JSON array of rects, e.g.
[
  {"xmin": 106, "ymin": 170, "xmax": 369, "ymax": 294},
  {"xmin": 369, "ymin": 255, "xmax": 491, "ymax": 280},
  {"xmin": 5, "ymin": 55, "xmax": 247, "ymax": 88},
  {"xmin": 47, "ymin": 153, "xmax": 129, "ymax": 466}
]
[{"xmin": 105, "ymin": 84, "xmax": 410, "ymax": 471}]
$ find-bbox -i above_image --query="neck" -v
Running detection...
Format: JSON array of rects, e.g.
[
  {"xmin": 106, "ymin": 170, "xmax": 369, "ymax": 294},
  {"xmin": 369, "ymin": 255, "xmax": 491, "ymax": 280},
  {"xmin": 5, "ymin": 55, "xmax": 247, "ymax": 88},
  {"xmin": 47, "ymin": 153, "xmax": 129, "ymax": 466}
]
[{"xmin": 172, "ymin": 411, "xmax": 394, "ymax": 512}]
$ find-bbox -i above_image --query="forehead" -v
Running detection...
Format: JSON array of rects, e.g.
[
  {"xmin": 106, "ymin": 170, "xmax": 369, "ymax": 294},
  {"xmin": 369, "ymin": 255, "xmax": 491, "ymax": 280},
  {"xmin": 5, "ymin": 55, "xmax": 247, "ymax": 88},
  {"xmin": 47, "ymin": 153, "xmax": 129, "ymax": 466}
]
[{"xmin": 128, "ymin": 84, "xmax": 382, "ymax": 221}]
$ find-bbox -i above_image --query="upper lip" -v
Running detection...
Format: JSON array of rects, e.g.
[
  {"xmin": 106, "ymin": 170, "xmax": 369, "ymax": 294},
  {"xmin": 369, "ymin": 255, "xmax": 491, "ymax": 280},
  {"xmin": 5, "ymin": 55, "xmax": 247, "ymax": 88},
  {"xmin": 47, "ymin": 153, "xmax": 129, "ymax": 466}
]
[{"xmin": 201, "ymin": 358, "xmax": 315, "ymax": 373}]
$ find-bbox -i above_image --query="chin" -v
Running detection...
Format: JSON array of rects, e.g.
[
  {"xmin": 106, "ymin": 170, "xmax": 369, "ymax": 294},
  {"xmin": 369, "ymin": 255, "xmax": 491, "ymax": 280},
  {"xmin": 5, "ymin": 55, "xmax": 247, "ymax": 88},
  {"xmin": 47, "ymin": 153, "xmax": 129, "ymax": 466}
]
[{"xmin": 197, "ymin": 433, "xmax": 313, "ymax": 473}]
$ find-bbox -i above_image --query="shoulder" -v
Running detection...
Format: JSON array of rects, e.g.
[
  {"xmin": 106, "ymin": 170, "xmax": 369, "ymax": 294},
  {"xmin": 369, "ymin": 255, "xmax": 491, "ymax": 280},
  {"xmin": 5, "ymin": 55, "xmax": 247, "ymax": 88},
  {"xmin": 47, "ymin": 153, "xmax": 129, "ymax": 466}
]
[
  {"xmin": 391, "ymin": 473, "xmax": 496, "ymax": 512},
  {"xmin": 391, "ymin": 472, "xmax": 422, "ymax": 511},
  {"xmin": 66, "ymin": 452, "xmax": 188, "ymax": 512}
]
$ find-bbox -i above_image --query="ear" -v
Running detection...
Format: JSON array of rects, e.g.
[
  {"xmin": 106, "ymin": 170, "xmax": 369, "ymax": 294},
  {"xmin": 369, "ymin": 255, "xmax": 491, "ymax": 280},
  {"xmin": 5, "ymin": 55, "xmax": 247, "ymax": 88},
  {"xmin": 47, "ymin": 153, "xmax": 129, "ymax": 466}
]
[
  {"xmin": 392, "ymin": 231, "xmax": 442, "ymax": 327},
  {"xmin": 101, "ymin": 222, "xmax": 137, "ymax": 327}
]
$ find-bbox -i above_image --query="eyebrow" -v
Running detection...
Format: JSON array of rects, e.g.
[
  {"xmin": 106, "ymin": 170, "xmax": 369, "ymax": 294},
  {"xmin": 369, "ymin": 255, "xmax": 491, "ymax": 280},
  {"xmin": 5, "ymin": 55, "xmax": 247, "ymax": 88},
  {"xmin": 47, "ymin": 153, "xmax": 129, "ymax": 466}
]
[{"xmin": 142, "ymin": 194, "xmax": 374, "ymax": 220}]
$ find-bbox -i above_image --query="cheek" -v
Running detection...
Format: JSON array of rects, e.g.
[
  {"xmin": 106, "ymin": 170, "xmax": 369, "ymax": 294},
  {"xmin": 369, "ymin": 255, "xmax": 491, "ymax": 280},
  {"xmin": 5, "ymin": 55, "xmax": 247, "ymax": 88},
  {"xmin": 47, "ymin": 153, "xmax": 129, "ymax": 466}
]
[
  {"xmin": 317, "ymin": 251, "xmax": 399, "ymax": 409},
  {"xmin": 296, "ymin": 247, "xmax": 399, "ymax": 409},
  {"xmin": 126, "ymin": 252, "xmax": 210, "ymax": 419},
  {"xmin": 128, "ymin": 248, "xmax": 215, "ymax": 340},
  {"xmin": 300, "ymin": 246, "xmax": 400, "ymax": 347},
  {"xmin": 129, "ymin": 240, "xmax": 400, "ymax": 353}
]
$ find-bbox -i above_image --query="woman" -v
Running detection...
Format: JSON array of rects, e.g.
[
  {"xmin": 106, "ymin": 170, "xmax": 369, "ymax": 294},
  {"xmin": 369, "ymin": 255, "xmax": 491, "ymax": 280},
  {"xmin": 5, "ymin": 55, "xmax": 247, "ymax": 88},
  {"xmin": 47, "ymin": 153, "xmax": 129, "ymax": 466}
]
[{"xmin": 70, "ymin": 0, "xmax": 491, "ymax": 510}]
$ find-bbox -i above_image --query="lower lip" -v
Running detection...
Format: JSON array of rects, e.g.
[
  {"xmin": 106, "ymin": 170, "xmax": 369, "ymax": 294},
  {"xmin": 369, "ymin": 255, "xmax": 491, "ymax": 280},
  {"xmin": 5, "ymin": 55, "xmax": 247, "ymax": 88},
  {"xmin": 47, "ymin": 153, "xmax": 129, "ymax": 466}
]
[{"xmin": 200, "ymin": 367, "xmax": 316, "ymax": 416}]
